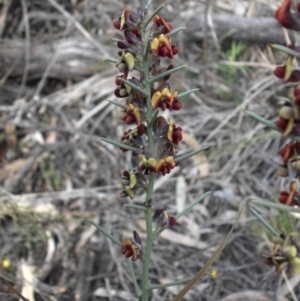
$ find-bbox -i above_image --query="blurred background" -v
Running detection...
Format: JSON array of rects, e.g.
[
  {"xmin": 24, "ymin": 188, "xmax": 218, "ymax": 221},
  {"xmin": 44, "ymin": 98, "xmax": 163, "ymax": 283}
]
[{"xmin": 0, "ymin": 0, "xmax": 298, "ymax": 300}]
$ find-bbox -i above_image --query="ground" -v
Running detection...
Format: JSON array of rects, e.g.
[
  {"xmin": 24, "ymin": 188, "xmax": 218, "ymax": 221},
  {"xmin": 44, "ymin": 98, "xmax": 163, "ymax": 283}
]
[{"xmin": 0, "ymin": 0, "xmax": 298, "ymax": 300}]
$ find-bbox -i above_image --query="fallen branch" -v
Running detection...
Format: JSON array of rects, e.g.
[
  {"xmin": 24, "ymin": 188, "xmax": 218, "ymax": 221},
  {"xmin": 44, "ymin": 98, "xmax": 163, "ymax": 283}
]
[{"xmin": 186, "ymin": 14, "xmax": 293, "ymax": 44}]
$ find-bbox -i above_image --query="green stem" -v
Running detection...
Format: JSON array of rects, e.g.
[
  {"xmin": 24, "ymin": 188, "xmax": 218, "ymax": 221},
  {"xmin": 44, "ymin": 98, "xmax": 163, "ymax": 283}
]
[
  {"xmin": 140, "ymin": 16, "xmax": 156, "ymax": 301},
  {"xmin": 141, "ymin": 208, "xmax": 153, "ymax": 301},
  {"xmin": 127, "ymin": 260, "xmax": 141, "ymax": 296}
]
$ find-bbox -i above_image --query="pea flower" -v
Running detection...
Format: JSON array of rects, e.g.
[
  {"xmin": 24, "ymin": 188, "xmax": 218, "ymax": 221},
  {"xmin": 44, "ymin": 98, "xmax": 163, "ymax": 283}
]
[
  {"xmin": 151, "ymin": 34, "xmax": 179, "ymax": 59},
  {"xmin": 120, "ymin": 102, "xmax": 141, "ymax": 125},
  {"xmin": 122, "ymin": 231, "xmax": 143, "ymax": 261},
  {"xmin": 152, "ymin": 15, "xmax": 172, "ymax": 34},
  {"xmin": 275, "ymin": 0, "xmax": 300, "ymax": 31},
  {"xmin": 151, "ymin": 87, "xmax": 182, "ymax": 111},
  {"xmin": 263, "ymin": 232, "xmax": 300, "ymax": 275},
  {"xmin": 156, "ymin": 156, "xmax": 177, "ymax": 175}
]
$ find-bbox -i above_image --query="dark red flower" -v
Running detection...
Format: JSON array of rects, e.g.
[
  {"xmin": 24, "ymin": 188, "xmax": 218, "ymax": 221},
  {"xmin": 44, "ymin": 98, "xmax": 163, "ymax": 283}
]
[
  {"xmin": 274, "ymin": 65, "xmax": 300, "ymax": 83},
  {"xmin": 279, "ymin": 142, "xmax": 300, "ymax": 164},
  {"xmin": 113, "ymin": 8, "xmax": 131, "ymax": 31},
  {"xmin": 279, "ymin": 181, "xmax": 300, "ymax": 206},
  {"xmin": 156, "ymin": 156, "xmax": 177, "ymax": 175},
  {"xmin": 122, "ymin": 238, "xmax": 141, "ymax": 261},
  {"xmin": 139, "ymin": 156, "xmax": 157, "ymax": 175},
  {"xmin": 275, "ymin": 0, "xmax": 300, "ymax": 30},
  {"xmin": 167, "ymin": 119, "xmax": 183, "ymax": 145},
  {"xmin": 151, "ymin": 88, "xmax": 182, "ymax": 111},
  {"xmin": 151, "ymin": 34, "xmax": 178, "ymax": 59},
  {"xmin": 152, "ymin": 15, "xmax": 172, "ymax": 34},
  {"xmin": 120, "ymin": 103, "xmax": 141, "ymax": 125},
  {"xmin": 153, "ymin": 208, "xmax": 176, "ymax": 231},
  {"xmin": 120, "ymin": 124, "xmax": 146, "ymax": 152}
]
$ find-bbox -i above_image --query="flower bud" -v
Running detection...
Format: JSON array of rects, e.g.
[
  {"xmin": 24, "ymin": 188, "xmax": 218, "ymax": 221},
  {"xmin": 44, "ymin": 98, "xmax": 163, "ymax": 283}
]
[
  {"xmin": 116, "ymin": 62, "xmax": 128, "ymax": 73},
  {"xmin": 290, "ymin": 180, "xmax": 298, "ymax": 192},
  {"xmin": 289, "ymin": 257, "xmax": 300, "ymax": 275},
  {"xmin": 124, "ymin": 52, "xmax": 135, "ymax": 71},
  {"xmin": 282, "ymin": 246, "xmax": 297, "ymax": 259},
  {"xmin": 279, "ymin": 106, "xmax": 293, "ymax": 119}
]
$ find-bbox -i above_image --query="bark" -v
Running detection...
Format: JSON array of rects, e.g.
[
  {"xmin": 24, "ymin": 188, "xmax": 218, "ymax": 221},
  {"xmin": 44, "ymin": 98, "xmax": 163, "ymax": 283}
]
[{"xmin": 0, "ymin": 37, "xmax": 110, "ymax": 80}]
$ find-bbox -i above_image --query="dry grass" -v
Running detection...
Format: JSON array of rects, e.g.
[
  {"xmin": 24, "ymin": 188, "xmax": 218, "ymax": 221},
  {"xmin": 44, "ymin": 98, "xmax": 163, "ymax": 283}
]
[{"xmin": 0, "ymin": 0, "xmax": 299, "ymax": 300}]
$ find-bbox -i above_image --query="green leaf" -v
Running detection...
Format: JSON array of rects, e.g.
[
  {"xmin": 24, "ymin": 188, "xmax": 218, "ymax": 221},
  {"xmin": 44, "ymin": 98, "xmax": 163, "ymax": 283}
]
[
  {"xmin": 144, "ymin": 39, "xmax": 151, "ymax": 61},
  {"xmin": 177, "ymin": 89, "xmax": 199, "ymax": 99},
  {"xmin": 250, "ymin": 207, "xmax": 280, "ymax": 237},
  {"xmin": 150, "ymin": 65, "xmax": 188, "ymax": 83},
  {"xmin": 102, "ymin": 57, "xmax": 117, "ymax": 64},
  {"xmin": 93, "ymin": 137, "xmax": 139, "ymax": 151},
  {"xmin": 166, "ymin": 27, "xmax": 186, "ymax": 38},
  {"xmin": 269, "ymin": 44, "xmax": 300, "ymax": 58},
  {"xmin": 175, "ymin": 146, "xmax": 209, "ymax": 163},
  {"xmin": 118, "ymin": 77, "xmax": 148, "ymax": 97},
  {"xmin": 171, "ymin": 205, "xmax": 244, "ymax": 301},
  {"xmin": 176, "ymin": 191, "xmax": 211, "ymax": 219},
  {"xmin": 244, "ymin": 110, "xmax": 279, "ymax": 131},
  {"xmin": 88, "ymin": 219, "xmax": 122, "ymax": 247},
  {"xmin": 107, "ymin": 99, "xmax": 126, "ymax": 109},
  {"xmin": 251, "ymin": 198, "xmax": 300, "ymax": 213}
]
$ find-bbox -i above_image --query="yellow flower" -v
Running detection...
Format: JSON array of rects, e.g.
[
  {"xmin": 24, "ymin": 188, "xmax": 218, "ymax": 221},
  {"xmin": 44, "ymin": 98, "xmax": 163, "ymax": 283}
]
[
  {"xmin": 2, "ymin": 258, "xmax": 11, "ymax": 269},
  {"xmin": 210, "ymin": 270, "xmax": 218, "ymax": 278}
]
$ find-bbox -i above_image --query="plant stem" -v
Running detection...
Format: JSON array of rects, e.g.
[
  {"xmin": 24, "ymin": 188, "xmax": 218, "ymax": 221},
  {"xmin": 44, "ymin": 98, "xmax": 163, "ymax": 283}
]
[
  {"xmin": 127, "ymin": 260, "xmax": 141, "ymax": 296},
  {"xmin": 141, "ymin": 208, "xmax": 153, "ymax": 301},
  {"xmin": 141, "ymin": 18, "xmax": 155, "ymax": 301}
]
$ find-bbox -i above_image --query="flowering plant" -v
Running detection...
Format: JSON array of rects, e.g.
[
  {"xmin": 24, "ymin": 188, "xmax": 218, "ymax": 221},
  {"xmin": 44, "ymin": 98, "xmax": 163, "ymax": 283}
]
[
  {"xmin": 246, "ymin": 0, "xmax": 300, "ymax": 277},
  {"xmin": 88, "ymin": 2, "xmax": 224, "ymax": 301},
  {"xmin": 91, "ymin": 0, "xmax": 300, "ymax": 299}
]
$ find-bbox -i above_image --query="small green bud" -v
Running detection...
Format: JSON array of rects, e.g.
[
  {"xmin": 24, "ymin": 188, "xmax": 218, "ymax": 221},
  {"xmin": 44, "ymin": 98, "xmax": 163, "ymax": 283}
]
[
  {"xmin": 289, "ymin": 257, "xmax": 300, "ymax": 275},
  {"xmin": 282, "ymin": 246, "xmax": 297, "ymax": 259}
]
